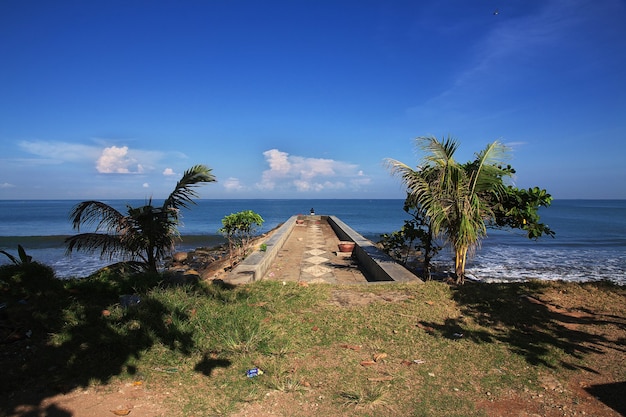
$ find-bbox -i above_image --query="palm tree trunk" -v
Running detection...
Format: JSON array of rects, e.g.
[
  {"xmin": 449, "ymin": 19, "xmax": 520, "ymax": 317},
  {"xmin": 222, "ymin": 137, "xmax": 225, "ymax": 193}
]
[
  {"xmin": 423, "ymin": 224, "xmax": 434, "ymax": 281},
  {"xmin": 454, "ymin": 246, "xmax": 468, "ymax": 284},
  {"xmin": 423, "ymin": 249, "xmax": 432, "ymax": 281},
  {"xmin": 146, "ymin": 249, "xmax": 158, "ymax": 274}
]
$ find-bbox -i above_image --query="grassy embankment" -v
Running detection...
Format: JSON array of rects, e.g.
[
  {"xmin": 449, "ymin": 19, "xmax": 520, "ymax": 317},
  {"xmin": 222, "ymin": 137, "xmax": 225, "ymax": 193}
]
[{"xmin": 1, "ymin": 262, "xmax": 624, "ymax": 416}]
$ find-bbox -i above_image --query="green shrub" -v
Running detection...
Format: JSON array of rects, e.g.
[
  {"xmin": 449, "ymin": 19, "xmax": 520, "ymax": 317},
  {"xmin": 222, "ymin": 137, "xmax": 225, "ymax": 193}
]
[{"xmin": 0, "ymin": 261, "xmax": 59, "ymax": 298}]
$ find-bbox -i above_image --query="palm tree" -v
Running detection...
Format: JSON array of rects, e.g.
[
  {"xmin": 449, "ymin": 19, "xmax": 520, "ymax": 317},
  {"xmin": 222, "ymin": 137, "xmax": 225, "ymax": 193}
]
[
  {"xmin": 65, "ymin": 165, "xmax": 216, "ymax": 273},
  {"xmin": 386, "ymin": 136, "xmax": 510, "ymax": 284}
]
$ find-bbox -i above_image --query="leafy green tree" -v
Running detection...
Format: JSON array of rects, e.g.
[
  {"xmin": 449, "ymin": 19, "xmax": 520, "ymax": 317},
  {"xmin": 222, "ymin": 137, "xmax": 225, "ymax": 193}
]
[
  {"xmin": 403, "ymin": 198, "xmax": 442, "ymax": 280},
  {"xmin": 65, "ymin": 165, "xmax": 216, "ymax": 274},
  {"xmin": 219, "ymin": 210, "xmax": 264, "ymax": 267},
  {"xmin": 489, "ymin": 186, "xmax": 555, "ymax": 239},
  {"xmin": 379, "ymin": 199, "xmax": 441, "ymax": 280},
  {"xmin": 386, "ymin": 136, "xmax": 553, "ymax": 284},
  {"xmin": 480, "ymin": 164, "xmax": 555, "ymax": 239}
]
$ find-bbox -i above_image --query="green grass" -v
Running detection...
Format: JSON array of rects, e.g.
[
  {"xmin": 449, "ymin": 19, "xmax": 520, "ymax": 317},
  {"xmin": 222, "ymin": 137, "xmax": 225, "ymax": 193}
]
[{"xmin": 1, "ymin": 263, "xmax": 625, "ymax": 416}]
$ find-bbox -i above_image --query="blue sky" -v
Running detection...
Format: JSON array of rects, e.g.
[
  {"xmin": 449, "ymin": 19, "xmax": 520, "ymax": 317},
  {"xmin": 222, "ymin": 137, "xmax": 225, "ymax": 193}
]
[{"xmin": 1, "ymin": 0, "xmax": 625, "ymax": 200}]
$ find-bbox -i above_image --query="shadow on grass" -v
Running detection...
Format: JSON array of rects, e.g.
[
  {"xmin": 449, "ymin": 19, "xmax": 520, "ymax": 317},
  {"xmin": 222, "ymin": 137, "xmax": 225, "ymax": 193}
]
[
  {"xmin": 195, "ymin": 355, "xmax": 232, "ymax": 376},
  {"xmin": 442, "ymin": 281, "xmax": 623, "ymax": 369},
  {"xmin": 585, "ymin": 381, "xmax": 626, "ymax": 415},
  {"xmin": 0, "ymin": 266, "xmax": 241, "ymax": 416}
]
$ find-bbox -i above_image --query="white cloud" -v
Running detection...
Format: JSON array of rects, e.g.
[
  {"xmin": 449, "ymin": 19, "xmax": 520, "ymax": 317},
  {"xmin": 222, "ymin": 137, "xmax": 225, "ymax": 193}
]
[
  {"xmin": 143, "ymin": 183, "xmax": 150, "ymax": 188},
  {"xmin": 0, "ymin": 182, "xmax": 15, "ymax": 188},
  {"xmin": 163, "ymin": 168, "xmax": 176, "ymax": 176},
  {"xmin": 257, "ymin": 149, "xmax": 369, "ymax": 193},
  {"xmin": 18, "ymin": 140, "xmax": 101, "ymax": 162},
  {"xmin": 351, "ymin": 170, "xmax": 372, "ymax": 187},
  {"xmin": 264, "ymin": 149, "xmax": 291, "ymax": 175},
  {"xmin": 96, "ymin": 146, "xmax": 144, "ymax": 174},
  {"xmin": 223, "ymin": 177, "xmax": 245, "ymax": 192},
  {"xmin": 18, "ymin": 140, "xmax": 163, "ymax": 175}
]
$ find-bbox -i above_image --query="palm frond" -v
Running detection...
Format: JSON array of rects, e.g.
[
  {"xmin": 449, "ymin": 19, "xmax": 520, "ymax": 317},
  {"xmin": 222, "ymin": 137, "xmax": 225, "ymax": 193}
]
[
  {"xmin": 65, "ymin": 233, "xmax": 134, "ymax": 261},
  {"xmin": 384, "ymin": 159, "xmax": 416, "ymax": 187},
  {"xmin": 416, "ymin": 136, "xmax": 458, "ymax": 168},
  {"xmin": 469, "ymin": 141, "xmax": 511, "ymax": 196},
  {"xmin": 0, "ymin": 250, "xmax": 18, "ymax": 264},
  {"xmin": 69, "ymin": 201, "xmax": 125, "ymax": 233},
  {"xmin": 163, "ymin": 164, "xmax": 216, "ymax": 211}
]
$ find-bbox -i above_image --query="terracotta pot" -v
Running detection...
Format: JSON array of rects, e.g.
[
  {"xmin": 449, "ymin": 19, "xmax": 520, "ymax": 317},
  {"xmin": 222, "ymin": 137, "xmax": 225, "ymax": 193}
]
[{"xmin": 338, "ymin": 241, "xmax": 355, "ymax": 252}]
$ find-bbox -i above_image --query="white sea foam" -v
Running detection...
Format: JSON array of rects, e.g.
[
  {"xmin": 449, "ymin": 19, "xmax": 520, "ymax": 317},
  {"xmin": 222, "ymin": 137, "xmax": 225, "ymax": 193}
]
[{"xmin": 461, "ymin": 246, "xmax": 626, "ymax": 285}]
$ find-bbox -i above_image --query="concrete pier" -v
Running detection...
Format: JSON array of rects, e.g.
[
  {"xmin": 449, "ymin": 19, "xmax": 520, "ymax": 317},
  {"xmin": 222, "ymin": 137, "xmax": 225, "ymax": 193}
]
[{"xmin": 225, "ymin": 215, "xmax": 422, "ymax": 285}]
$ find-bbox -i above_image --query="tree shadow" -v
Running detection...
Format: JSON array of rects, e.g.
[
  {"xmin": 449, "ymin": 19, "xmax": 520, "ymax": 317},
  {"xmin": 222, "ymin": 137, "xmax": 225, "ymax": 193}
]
[
  {"xmin": 445, "ymin": 281, "xmax": 625, "ymax": 369},
  {"xmin": 10, "ymin": 403, "xmax": 73, "ymax": 417},
  {"xmin": 194, "ymin": 354, "xmax": 232, "ymax": 376},
  {"xmin": 0, "ymin": 274, "xmax": 239, "ymax": 416},
  {"xmin": 585, "ymin": 381, "xmax": 626, "ymax": 415}
]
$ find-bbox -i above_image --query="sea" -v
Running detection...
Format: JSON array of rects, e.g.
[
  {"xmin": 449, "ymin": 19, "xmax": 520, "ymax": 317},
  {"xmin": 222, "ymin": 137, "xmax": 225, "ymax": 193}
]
[{"xmin": 0, "ymin": 199, "xmax": 624, "ymax": 285}]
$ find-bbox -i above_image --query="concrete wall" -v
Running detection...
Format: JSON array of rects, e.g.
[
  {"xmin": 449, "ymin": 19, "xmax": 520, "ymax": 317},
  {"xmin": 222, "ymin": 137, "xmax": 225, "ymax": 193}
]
[
  {"xmin": 326, "ymin": 216, "xmax": 420, "ymax": 283},
  {"xmin": 225, "ymin": 215, "xmax": 297, "ymax": 284}
]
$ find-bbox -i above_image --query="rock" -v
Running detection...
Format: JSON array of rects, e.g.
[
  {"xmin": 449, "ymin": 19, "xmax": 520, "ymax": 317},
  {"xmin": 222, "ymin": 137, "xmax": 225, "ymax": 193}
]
[
  {"xmin": 539, "ymin": 375, "xmax": 562, "ymax": 391},
  {"xmin": 164, "ymin": 271, "xmax": 199, "ymax": 286},
  {"xmin": 172, "ymin": 252, "xmax": 189, "ymax": 263}
]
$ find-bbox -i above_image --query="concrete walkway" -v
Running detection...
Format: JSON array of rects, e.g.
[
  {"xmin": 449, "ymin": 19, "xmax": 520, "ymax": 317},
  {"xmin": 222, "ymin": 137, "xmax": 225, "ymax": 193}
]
[
  {"xmin": 224, "ymin": 215, "xmax": 420, "ymax": 285},
  {"xmin": 261, "ymin": 217, "xmax": 369, "ymax": 284},
  {"xmin": 224, "ymin": 214, "xmax": 421, "ymax": 285}
]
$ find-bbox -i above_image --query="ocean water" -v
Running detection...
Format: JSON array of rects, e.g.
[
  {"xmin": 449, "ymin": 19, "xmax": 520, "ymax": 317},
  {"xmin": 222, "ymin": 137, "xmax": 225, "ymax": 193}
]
[{"xmin": 0, "ymin": 199, "xmax": 624, "ymax": 284}]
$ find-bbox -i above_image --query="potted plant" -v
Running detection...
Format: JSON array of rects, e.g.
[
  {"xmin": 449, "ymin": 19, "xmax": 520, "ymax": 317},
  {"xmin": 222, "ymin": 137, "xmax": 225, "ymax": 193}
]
[{"xmin": 338, "ymin": 241, "xmax": 355, "ymax": 252}]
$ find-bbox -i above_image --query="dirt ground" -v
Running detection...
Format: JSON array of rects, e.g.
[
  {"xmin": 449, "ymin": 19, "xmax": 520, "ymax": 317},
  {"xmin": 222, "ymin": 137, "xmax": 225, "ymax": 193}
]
[{"xmin": 5, "ymin": 284, "xmax": 624, "ymax": 417}]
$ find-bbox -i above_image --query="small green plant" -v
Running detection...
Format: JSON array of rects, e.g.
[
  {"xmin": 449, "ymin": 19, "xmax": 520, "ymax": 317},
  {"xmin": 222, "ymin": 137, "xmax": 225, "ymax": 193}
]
[
  {"xmin": 338, "ymin": 384, "xmax": 389, "ymax": 409},
  {"xmin": 0, "ymin": 245, "xmax": 59, "ymax": 298},
  {"xmin": 1, "ymin": 244, "xmax": 32, "ymax": 265},
  {"xmin": 262, "ymin": 357, "xmax": 306, "ymax": 393},
  {"xmin": 0, "ymin": 261, "xmax": 58, "ymax": 298},
  {"xmin": 212, "ymin": 314, "xmax": 271, "ymax": 354},
  {"xmin": 259, "ymin": 243, "xmax": 267, "ymax": 252},
  {"xmin": 219, "ymin": 210, "xmax": 265, "ymax": 267}
]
